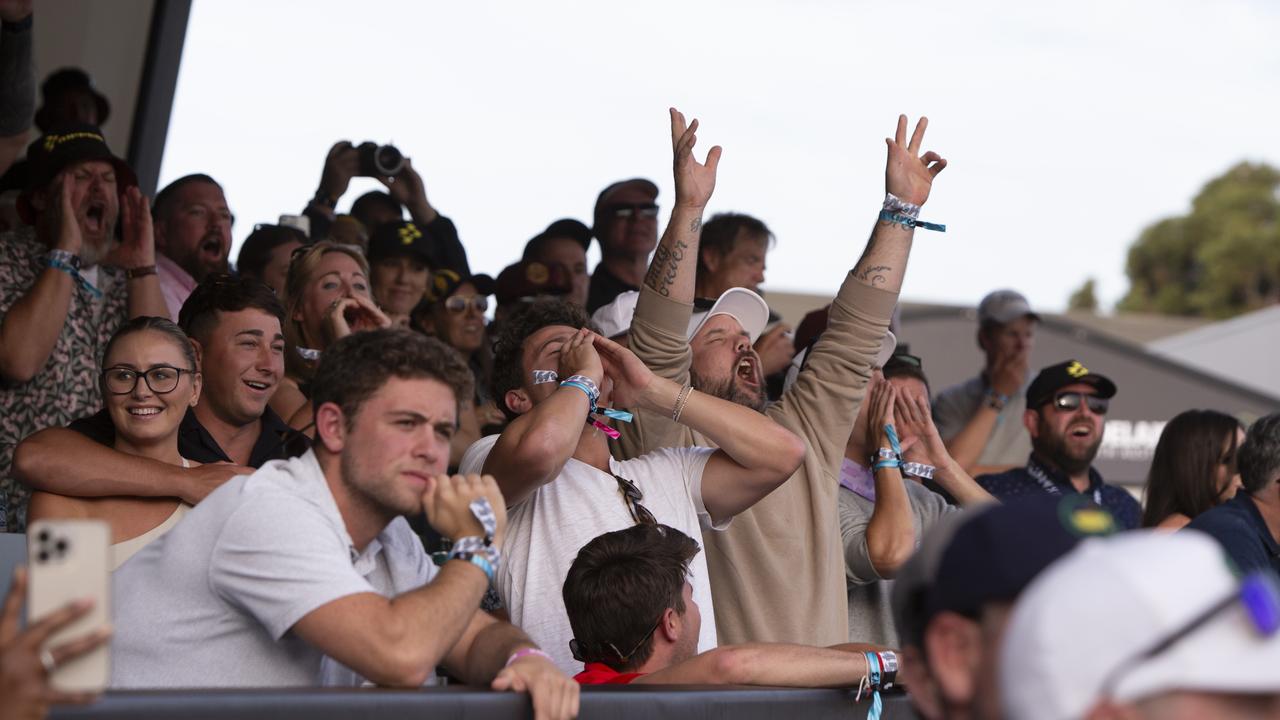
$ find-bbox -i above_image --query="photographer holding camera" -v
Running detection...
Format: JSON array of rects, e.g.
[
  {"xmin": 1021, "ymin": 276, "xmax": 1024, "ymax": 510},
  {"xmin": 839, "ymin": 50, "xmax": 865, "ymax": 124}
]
[{"xmin": 302, "ymin": 140, "xmax": 470, "ymax": 274}]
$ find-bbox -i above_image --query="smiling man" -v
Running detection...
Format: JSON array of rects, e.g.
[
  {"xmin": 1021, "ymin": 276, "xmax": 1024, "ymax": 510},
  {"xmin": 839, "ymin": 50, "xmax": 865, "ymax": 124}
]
[
  {"xmin": 975, "ymin": 359, "xmax": 1141, "ymax": 529},
  {"xmin": 106, "ymin": 329, "xmax": 578, "ymax": 718},
  {"xmin": 15, "ymin": 275, "xmax": 309, "ymax": 509},
  {"xmin": 152, "ymin": 174, "xmax": 233, "ymax": 320}
]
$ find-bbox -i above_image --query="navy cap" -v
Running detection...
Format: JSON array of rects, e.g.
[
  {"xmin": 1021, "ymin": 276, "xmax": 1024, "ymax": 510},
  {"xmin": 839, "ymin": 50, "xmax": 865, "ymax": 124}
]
[
  {"xmin": 525, "ymin": 218, "xmax": 592, "ymax": 256},
  {"xmin": 367, "ymin": 220, "xmax": 434, "ymax": 265},
  {"xmin": 925, "ymin": 495, "xmax": 1117, "ymax": 621},
  {"xmin": 1025, "ymin": 359, "xmax": 1118, "ymax": 410}
]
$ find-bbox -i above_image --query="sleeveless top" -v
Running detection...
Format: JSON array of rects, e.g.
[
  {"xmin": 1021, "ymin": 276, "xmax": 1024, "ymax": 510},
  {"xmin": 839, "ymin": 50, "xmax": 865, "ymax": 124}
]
[{"xmin": 109, "ymin": 458, "xmax": 193, "ymax": 570}]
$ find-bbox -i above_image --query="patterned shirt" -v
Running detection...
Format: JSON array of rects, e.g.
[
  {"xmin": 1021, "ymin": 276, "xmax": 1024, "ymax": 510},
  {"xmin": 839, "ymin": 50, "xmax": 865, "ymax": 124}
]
[
  {"xmin": 0, "ymin": 227, "xmax": 130, "ymax": 531},
  {"xmin": 977, "ymin": 454, "xmax": 1142, "ymax": 530}
]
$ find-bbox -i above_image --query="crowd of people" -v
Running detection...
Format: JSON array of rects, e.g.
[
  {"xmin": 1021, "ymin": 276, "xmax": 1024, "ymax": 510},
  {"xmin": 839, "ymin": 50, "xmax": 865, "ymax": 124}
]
[{"xmin": 3, "ymin": 6, "xmax": 1280, "ymax": 718}]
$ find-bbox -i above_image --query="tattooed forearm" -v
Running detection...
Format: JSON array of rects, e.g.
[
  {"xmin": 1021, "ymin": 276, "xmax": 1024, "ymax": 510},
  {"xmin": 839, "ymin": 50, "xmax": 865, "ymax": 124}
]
[
  {"xmin": 854, "ymin": 265, "xmax": 892, "ymax": 283},
  {"xmin": 689, "ymin": 216, "xmax": 702, "ymax": 233},
  {"xmin": 644, "ymin": 238, "xmax": 689, "ymax": 296}
]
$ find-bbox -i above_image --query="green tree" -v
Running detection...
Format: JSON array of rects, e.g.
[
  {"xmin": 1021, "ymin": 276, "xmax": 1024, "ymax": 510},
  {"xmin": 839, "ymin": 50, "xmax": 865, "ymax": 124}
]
[
  {"xmin": 1119, "ymin": 162, "xmax": 1280, "ymax": 318},
  {"xmin": 1068, "ymin": 278, "xmax": 1098, "ymax": 313}
]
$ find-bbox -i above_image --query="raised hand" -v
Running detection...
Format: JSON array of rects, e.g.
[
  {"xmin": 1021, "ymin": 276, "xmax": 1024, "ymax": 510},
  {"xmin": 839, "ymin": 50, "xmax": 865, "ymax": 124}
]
[
  {"xmin": 422, "ymin": 473, "xmax": 508, "ymax": 543},
  {"xmin": 989, "ymin": 347, "xmax": 1030, "ymax": 398},
  {"xmin": 556, "ymin": 327, "xmax": 603, "ymax": 387},
  {"xmin": 380, "ymin": 158, "xmax": 427, "ymax": 209},
  {"xmin": 895, "ymin": 385, "xmax": 942, "ymax": 464},
  {"xmin": 111, "ymin": 186, "xmax": 156, "ymax": 269},
  {"xmin": 323, "ymin": 294, "xmax": 392, "ymax": 343},
  {"xmin": 864, "ymin": 376, "xmax": 900, "ymax": 457},
  {"xmin": 670, "ymin": 107, "xmax": 722, "ymax": 210},
  {"xmin": 884, "ymin": 115, "xmax": 947, "ymax": 207},
  {"xmin": 317, "ymin": 141, "xmax": 360, "ymax": 203},
  {"xmin": 46, "ymin": 174, "xmax": 82, "ymax": 254},
  {"xmin": 591, "ymin": 331, "xmax": 655, "ymax": 409}
]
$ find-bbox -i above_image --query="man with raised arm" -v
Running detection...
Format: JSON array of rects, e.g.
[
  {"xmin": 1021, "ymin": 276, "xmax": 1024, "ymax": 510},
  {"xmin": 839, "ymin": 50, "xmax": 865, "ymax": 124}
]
[
  {"xmin": 110, "ymin": 329, "xmax": 579, "ymax": 718},
  {"xmin": 459, "ymin": 291, "xmax": 805, "ymax": 673},
  {"xmin": 619, "ymin": 109, "xmax": 947, "ymax": 646},
  {"xmin": 0, "ymin": 126, "xmax": 168, "ymax": 531},
  {"xmin": 14, "ymin": 275, "xmax": 309, "ymax": 508}
]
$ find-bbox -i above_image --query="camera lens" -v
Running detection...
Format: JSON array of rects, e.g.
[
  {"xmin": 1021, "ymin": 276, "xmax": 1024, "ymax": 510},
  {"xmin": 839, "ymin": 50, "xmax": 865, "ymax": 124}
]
[
  {"xmin": 374, "ymin": 145, "xmax": 404, "ymax": 176},
  {"xmin": 37, "ymin": 529, "xmax": 50, "ymax": 543},
  {"xmin": 55, "ymin": 539, "xmax": 68, "ymax": 554},
  {"xmin": 37, "ymin": 551, "xmax": 49, "ymax": 563}
]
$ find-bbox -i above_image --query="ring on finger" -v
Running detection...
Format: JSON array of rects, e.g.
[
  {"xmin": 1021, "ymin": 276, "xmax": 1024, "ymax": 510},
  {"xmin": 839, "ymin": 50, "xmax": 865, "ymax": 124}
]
[{"xmin": 40, "ymin": 648, "xmax": 57, "ymax": 674}]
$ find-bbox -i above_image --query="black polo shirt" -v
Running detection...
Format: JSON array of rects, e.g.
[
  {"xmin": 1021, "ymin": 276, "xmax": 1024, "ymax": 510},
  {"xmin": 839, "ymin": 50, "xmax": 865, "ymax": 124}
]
[
  {"xmin": 976, "ymin": 454, "xmax": 1142, "ymax": 530},
  {"xmin": 69, "ymin": 406, "xmax": 309, "ymax": 467},
  {"xmin": 1185, "ymin": 494, "xmax": 1280, "ymax": 576},
  {"xmin": 586, "ymin": 263, "xmax": 638, "ymax": 314}
]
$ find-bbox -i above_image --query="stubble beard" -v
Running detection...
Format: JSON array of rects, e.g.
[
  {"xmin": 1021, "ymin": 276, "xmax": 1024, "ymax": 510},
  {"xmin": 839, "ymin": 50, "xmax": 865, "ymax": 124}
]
[{"xmin": 690, "ymin": 367, "xmax": 766, "ymax": 414}]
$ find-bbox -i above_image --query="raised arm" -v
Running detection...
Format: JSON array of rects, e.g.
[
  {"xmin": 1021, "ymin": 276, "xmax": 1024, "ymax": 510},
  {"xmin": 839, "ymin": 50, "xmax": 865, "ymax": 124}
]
[
  {"xmin": 0, "ymin": 176, "xmax": 85, "ymax": 382},
  {"xmin": 380, "ymin": 159, "xmax": 471, "ymax": 274},
  {"xmin": 483, "ymin": 327, "xmax": 602, "ymax": 506},
  {"xmin": 14, "ymin": 426, "xmax": 249, "ymax": 505},
  {"xmin": 641, "ymin": 108, "xmax": 721, "ymax": 302},
  {"xmin": 596, "ymin": 333, "xmax": 805, "ymax": 523},
  {"xmin": 940, "ymin": 348, "xmax": 1028, "ymax": 473},
  {"xmin": 115, "ymin": 187, "xmax": 169, "ymax": 320},
  {"xmin": 861, "ymin": 382, "xmax": 918, "ymax": 578},
  {"xmin": 897, "ymin": 388, "xmax": 994, "ymax": 507},
  {"xmin": 0, "ymin": 0, "xmax": 34, "ymax": 178}
]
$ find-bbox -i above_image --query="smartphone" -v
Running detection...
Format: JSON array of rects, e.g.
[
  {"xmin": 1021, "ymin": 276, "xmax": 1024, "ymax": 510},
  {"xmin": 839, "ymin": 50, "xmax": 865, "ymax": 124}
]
[{"xmin": 27, "ymin": 519, "xmax": 111, "ymax": 692}]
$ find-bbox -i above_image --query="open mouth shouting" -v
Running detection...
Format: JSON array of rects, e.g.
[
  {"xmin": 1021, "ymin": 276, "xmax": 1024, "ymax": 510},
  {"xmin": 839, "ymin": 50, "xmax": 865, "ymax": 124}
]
[
  {"xmin": 735, "ymin": 354, "xmax": 762, "ymax": 389},
  {"xmin": 83, "ymin": 201, "xmax": 107, "ymax": 235}
]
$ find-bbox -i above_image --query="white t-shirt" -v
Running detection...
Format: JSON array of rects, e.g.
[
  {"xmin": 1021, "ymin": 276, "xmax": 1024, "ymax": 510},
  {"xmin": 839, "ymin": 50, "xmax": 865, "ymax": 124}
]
[
  {"xmin": 460, "ymin": 435, "xmax": 723, "ymax": 674},
  {"xmin": 111, "ymin": 450, "xmax": 437, "ymax": 688}
]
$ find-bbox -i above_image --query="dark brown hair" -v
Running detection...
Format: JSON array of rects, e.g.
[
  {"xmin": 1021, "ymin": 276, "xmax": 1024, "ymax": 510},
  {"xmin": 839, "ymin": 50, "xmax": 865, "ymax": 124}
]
[
  {"xmin": 489, "ymin": 297, "xmax": 592, "ymax": 420},
  {"xmin": 1141, "ymin": 409, "xmax": 1243, "ymax": 527},
  {"xmin": 562, "ymin": 524, "xmax": 699, "ymax": 672}
]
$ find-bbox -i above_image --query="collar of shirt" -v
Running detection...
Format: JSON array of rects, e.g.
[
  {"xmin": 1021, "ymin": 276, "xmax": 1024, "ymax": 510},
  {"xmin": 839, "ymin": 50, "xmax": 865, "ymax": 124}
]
[
  {"xmin": 1027, "ymin": 453, "xmax": 1105, "ymax": 495},
  {"xmin": 1236, "ymin": 494, "xmax": 1280, "ymax": 558},
  {"xmin": 179, "ymin": 406, "xmax": 311, "ymax": 467}
]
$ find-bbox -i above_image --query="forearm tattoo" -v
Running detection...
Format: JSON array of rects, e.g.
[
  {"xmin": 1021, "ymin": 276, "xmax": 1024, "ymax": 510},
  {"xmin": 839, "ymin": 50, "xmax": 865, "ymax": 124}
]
[
  {"xmin": 854, "ymin": 264, "xmax": 892, "ymax": 287},
  {"xmin": 644, "ymin": 238, "xmax": 689, "ymax": 296}
]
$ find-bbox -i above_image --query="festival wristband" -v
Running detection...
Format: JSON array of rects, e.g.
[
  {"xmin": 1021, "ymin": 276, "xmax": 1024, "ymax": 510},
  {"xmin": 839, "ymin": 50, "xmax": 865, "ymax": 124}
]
[
  {"xmin": 877, "ymin": 650, "xmax": 899, "ymax": 690},
  {"xmin": 45, "ymin": 257, "xmax": 103, "ymax": 299},
  {"xmin": 590, "ymin": 418, "xmax": 621, "ymax": 439},
  {"xmin": 47, "ymin": 249, "xmax": 81, "ymax": 270},
  {"xmin": 882, "ymin": 192, "xmax": 921, "ymax": 219},
  {"xmin": 448, "ymin": 552, "xmax": 495, "ymax": 584},
  {"xmin": 872, "ymin": 459, "xmax": 902, "ymax": 472},
  {"xmin": 902, "ymin": 462, "xmax": 936, "ymax": 480},
  {"xmin": 506, "ymin": 647, "xmax": 553, "ymax": 668},
  {"xmin": 879, "ymin": 210, "xmax": 946, "ymax": 232},
  {"xmin": 858, "ymin": 652, "xmax": 885, "ymax": 720},
  {"xmin": 884, "ymin": 424, "xmax": 903, "ymax": 456}
]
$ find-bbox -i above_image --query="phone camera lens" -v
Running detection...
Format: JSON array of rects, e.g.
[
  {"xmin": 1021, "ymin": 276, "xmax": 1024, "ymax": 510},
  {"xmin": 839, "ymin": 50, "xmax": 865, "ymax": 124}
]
[
  {"xmin": 37, "ymin": 529, "xmax": 50, "ymax": 543},
  {"xmin": 55, "ymin": 539, "xmax": 68, "ymax": 554},
  {"xmin": 37, "ymin": 551, "xmax": 49, "ymax": 563}
]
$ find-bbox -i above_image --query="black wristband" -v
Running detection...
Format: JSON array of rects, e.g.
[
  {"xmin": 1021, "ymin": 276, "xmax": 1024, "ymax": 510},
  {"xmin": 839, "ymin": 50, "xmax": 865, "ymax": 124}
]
[
  {"xmin": 311, "ymin": 188, "xmax": 336, "ymax": 209},
  {"xmin": 1, "ymin": 14, "xmax": 33, "ymax": 33}
]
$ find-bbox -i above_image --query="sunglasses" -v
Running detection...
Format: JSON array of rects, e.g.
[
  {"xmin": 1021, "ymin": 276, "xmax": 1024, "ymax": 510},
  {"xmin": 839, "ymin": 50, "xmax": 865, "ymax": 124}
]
[
  {"xmin": 1099, "ymin": 571, "xmax": 1280, "ymax": 699},
  {"xmin": 444, "ymin": 295, "xmax": 488, "ymax": 314},
  {"xmin": 1052, "ymin": 391, "xmax": 1109, "ymax": 415},
  {"xmin": 612, "ymin": 473, "xmax": 657, "ymax": 526},
  {"xmin": 606, "ymin": 203, "xmax": 659, "ymax": 220},
  {"xmin": 569, "ymin": 615, "xmax": 663, "ymax": 665}
]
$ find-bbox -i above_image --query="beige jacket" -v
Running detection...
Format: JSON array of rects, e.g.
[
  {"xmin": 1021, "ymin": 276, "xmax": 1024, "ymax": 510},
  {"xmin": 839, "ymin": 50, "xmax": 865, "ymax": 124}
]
[{"xmin": 616, "ymin": 274, "xmax": 895, "ymax": 646}]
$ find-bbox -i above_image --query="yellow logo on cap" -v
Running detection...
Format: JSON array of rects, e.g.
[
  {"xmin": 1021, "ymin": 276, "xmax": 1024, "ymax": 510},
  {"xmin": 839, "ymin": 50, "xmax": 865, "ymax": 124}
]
[
  {"xmin": 1066, "ymin": 361, "xmax": 1090, "ymax": 378},
  {"xmin": 526, "ymin": 262, "xmax": 549, "ymax": 285},
  {"xmin": 43, "ymin": 131, "xmax": 104, "ymax": 151},
  {"xmin": 397, "ymin": 223, "xmax": 422, "ymax": 245}
]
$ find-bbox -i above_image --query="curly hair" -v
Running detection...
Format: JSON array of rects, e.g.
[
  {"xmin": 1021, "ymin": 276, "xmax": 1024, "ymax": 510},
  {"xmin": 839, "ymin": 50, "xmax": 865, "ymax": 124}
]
[{"xmin": 489, "ymin": 297, "xmax": 593, "ymax": 420}]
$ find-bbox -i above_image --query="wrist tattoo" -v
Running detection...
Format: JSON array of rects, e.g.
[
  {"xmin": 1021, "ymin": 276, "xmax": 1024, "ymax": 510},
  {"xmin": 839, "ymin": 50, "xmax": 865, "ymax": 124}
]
[
  {"xmin": 854, "ymin": 265, "xmax": 891, "ymax": 282},
  {"xmin": 689, "ymin": 217, "xmax": 702, "ymax": 233}
]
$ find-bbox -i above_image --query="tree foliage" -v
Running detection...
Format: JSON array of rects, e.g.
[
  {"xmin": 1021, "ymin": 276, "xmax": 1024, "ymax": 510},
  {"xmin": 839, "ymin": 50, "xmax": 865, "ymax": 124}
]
[
  {"xmin": 1119, "ymin": 162, "xmax": 1280, "ymax": 318},
  {"xmin": 1068, "ymin": 278, "xmax": 1098, "ymax": 313}
]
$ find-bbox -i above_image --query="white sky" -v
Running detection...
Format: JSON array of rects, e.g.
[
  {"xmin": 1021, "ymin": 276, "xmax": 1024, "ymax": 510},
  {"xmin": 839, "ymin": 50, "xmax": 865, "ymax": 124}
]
[{"xmin": 158, "ymin": 0, "xmax": 1280, "ymax": 313}]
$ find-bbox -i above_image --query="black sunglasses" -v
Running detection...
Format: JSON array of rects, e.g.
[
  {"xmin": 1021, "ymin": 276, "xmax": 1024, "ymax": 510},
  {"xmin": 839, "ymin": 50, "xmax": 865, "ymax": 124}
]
[
  {"xmin": 1052, "ymin": 391, "xmax": 1109, "ymax": 415},
  {"xmin": 606, "ymin": 203, "xmax": 659, "ymax": 220},
  {"xmin": 569, "ymin": 616, "xmax": 663, "ymax": 665},
  {"xmin": 612, "ymin": 473, "xmax": 657, "ymax": 526}
]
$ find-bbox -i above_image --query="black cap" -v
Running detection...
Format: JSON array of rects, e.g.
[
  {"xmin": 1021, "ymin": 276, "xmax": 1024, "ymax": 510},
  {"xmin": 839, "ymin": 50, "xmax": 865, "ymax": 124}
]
[
  {"xmin": 1025, "ymin": 359, "xmax": 1118, "ymax": 410},
  {"xmin": 35, "ymin": 68, "xmax": 111, "ymax": 132},
  {"xmin": 17, "ymin": 124, "xmax": 136, "ymax": 224},
  {"xmin": 925, "ymin": 495, "xmax": 1117, "ymax": 621},
  {"xmin": 425, "ymin": 268, "xmax": 496, "ymax": 304},
  {"xmin": 592, "ymin": 178, "xmax": 658, "ymax": 240},
  {"xmin": 367, "ymin": 220, "xmax": 435, "ymax": 265},
  {"xmin": 524, "ymin": 218, "xmax": 592, "ymax": 256}
]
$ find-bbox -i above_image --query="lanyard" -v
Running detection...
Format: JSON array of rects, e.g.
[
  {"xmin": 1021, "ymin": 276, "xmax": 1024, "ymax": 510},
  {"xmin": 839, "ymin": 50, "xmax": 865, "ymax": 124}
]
[
  {"xmin": 839, "ymin": 458, "xmax": 877, "ymax": 502},
  {"xmin": 1026, "ymin": 458, "xmax": 1102, "ymax": 507}
]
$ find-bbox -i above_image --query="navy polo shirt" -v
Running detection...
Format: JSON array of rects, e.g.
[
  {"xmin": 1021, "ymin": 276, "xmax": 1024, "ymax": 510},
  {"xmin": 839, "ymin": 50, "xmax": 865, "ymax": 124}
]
[
  {"xmin": 977, "ymin": 455, "xmax": 1142, "ymax": 530},
  {"xmin": 69, "ymin": 406, "xmax": 309, "ymax": 467},
  {"xmin": 1185, "ymin": 494, "xmax": 1280, "ymax": 576}
]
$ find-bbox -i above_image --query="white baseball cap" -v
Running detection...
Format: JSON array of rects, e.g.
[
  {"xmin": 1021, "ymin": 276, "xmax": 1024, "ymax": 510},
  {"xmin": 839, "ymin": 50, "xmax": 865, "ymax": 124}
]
[
  {"xmin": 687, "ymin": 287, "xmax": 771, "ymax": 343},
  {"xmin": 1000, "ymin": 531, "xmax": 1280, "ymax": 720}
]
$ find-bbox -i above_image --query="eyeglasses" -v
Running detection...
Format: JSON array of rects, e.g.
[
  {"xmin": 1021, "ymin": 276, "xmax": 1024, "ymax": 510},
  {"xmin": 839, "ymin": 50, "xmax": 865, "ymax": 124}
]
[
  {"xmin": 1099, "ymin": 571, "xmax": 1280, "ymax": 699},
  {"xmin": 444, "ymin": 295, "xmax": 488, "ymax": 314},
  {"xmin": 1052, "ymin": 391, "xmax": 1109, "ymax": 415},
  {"xmin": 606, "ymin": 203, "xmax": 660, "ymax": 220},
  {"xmin": 102, "ymin": 365, "xmax": 195, "ymax": 395},
  {"xmin": 569, "ymin": 615, "xmax": 663, "ymax": 665},
  {"xmin": 612, "ymin": 473, "xmax": 657, "ymax": 526}
]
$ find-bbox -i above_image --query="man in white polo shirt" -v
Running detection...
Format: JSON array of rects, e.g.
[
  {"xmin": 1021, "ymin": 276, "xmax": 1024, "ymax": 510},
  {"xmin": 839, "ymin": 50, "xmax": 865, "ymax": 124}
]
[{"xmin": 110, "ymin": 329, "xmax": 577, "ymax": 718}]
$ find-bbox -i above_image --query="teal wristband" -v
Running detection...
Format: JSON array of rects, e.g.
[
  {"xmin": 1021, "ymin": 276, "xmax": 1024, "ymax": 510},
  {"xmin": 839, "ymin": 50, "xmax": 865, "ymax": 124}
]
[
  {"xmin": 469, "ymin": 554, "xmax": 496, "ymax": 585},
  {"xmin": 873, "ymin": 459, "xmax": 902, "ymax": 472}
]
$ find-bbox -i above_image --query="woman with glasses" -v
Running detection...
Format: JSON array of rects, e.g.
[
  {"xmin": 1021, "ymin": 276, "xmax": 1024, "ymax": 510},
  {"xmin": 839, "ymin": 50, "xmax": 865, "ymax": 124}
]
[
  {"xmin": 1142, "ymin": 409, "xmax": 1245, "ymax": 530},
  {"xmin": 26, "ymin": 317, "xmax": 202, "ymax": 569},
  {"xmin": 414, "ymin": 269, "xmax": 504, "ymax": 469},
  {"xmin": 270, "ymin": 241, "xmax": 390, "ymax": 428}
]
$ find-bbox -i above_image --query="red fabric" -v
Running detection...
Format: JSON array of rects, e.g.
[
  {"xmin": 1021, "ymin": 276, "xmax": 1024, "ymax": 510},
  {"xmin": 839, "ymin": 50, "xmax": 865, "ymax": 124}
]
[{"xmin": 574, "ymin": 662, "xmax": 645, "ymax": 685}]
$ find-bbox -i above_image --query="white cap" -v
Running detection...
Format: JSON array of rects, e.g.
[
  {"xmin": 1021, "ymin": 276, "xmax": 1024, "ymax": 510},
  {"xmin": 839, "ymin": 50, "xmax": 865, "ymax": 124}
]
[
  {"xmin": 590, "ymin": 290, "xmax": 639, "ymax": 339},
  {"xmin": 1000, "ymin": 531, "xmax": 1280, "ymax": 720},
  {"xmin": 687, "ymin": 287, "xmax": 770, "ymax": 343}
]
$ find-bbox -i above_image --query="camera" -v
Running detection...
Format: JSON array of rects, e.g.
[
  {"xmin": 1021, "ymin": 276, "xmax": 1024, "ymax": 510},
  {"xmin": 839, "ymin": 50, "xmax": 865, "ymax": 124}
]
[{"xmin": 356, "ymin": 142, "xmax": 405, "ymax": 177}]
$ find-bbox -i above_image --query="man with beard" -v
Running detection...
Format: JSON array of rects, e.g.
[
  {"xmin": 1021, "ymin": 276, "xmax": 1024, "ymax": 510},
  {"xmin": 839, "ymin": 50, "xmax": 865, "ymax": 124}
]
[
  {"xmin": 975, "ymin": 359, "xmax": 1141, "ymax": 529},
  {"xmin": 617, "ymin": 108, "xmax": 948, "ymax": 647},
  {"xmin": 0, "ymin": 125, "xmax": 167, "ymax": 530},
  {"xmin": 152, "ymin": 174, "xmax": 233, "ymax": 320}
]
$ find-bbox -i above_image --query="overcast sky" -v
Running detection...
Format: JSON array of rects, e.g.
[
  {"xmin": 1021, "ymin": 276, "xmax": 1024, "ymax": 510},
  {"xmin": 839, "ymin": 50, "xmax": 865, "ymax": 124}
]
[{"xmin": 158, "ymin": 0, "xmax": 1280, "ymax": 313}]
